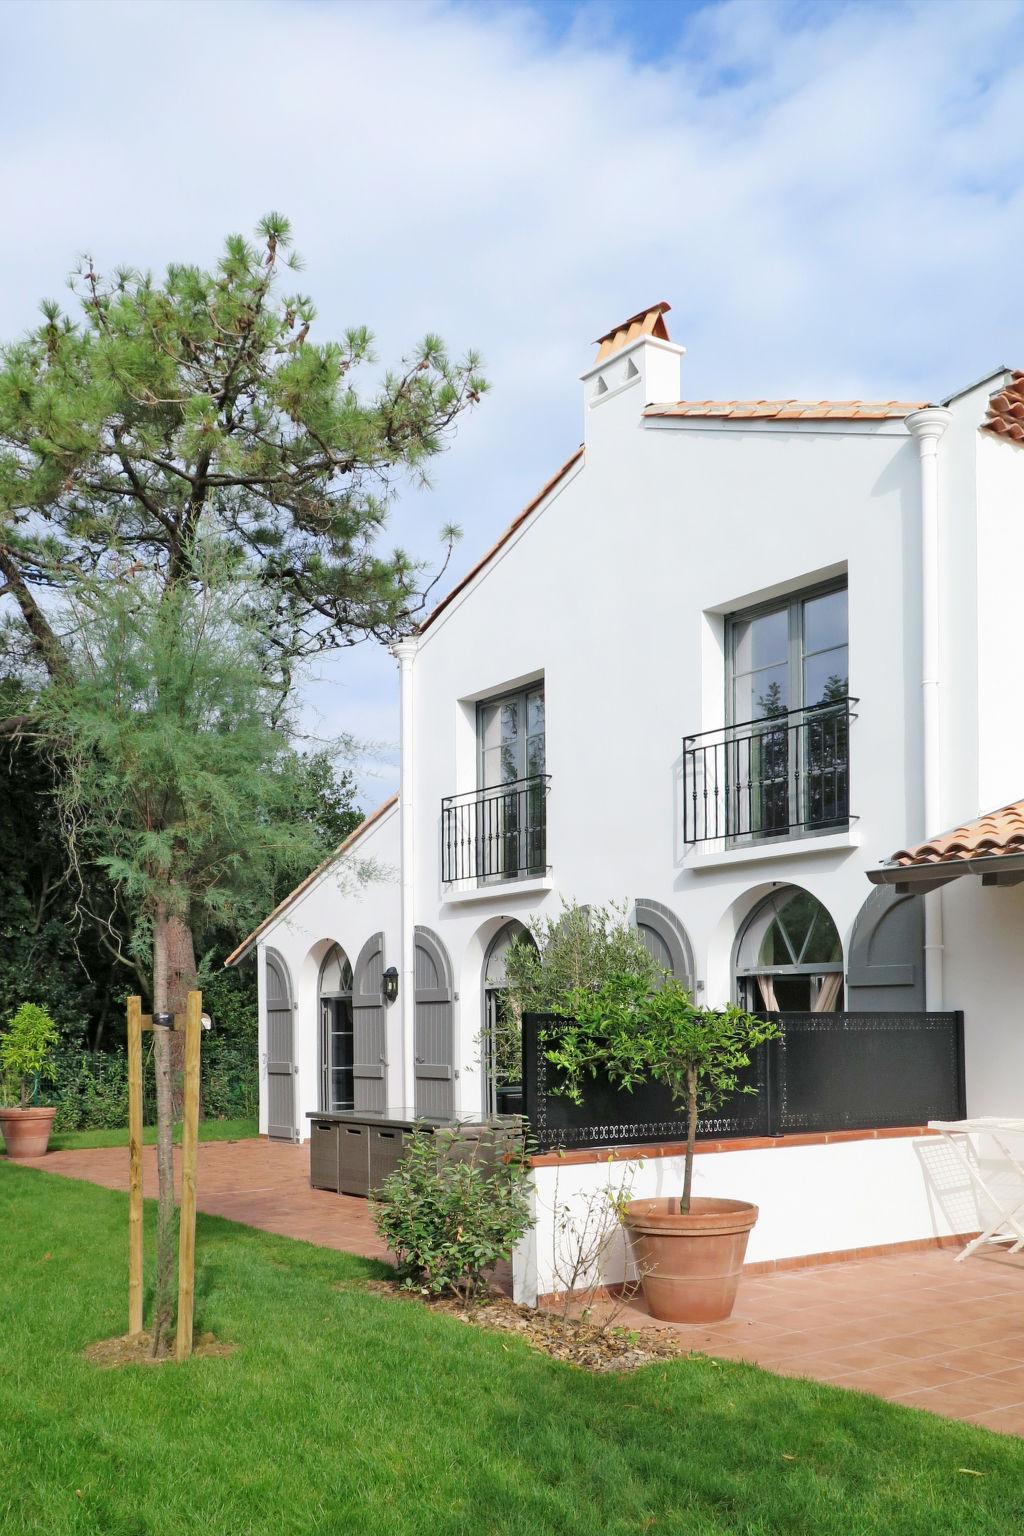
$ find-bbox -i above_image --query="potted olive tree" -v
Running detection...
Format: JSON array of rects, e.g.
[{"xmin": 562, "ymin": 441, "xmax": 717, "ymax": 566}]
[
  {"xmin": 0, "ymin": 1003, "xmax": 60, "ymax": 1158},
  {"xmin": 549, "ymin": 975, "xmax": 780, "ymax": 1324}
]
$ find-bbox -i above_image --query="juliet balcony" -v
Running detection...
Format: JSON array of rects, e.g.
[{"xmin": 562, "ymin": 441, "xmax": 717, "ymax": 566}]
[
  {"xmin": 441, "ymin": 774, "xmax": 551, "ymax": 885},
  {"xmin": 682, "ymin": 698, "xmax": 856, "ymax": 847}
]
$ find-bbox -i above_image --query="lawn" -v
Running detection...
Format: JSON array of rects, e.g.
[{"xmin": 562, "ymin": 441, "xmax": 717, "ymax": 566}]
[
  {"xmin": 2, "ymin": 1165, "xmax": 1023, "ymax": 1536},
  {"xmin": 45, "ymin": 1117, "xmax": 258, "ymax": 1152}
]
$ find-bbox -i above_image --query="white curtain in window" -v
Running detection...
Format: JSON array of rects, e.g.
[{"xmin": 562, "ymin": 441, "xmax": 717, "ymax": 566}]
[
  {"xmin": 756, "ymin": 974, "xmax": 779, "ymax": 1011},
  {"xmin": 812, "ymin": 971, "xmax": 843, "ymax": 1013}
]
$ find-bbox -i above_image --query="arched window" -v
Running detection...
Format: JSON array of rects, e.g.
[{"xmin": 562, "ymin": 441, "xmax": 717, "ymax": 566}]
[
  {"xmin": 319, "ymin": 944, "xmax": 354, "ymax": 1111},
  {"xmin": 482, "ymin": 921, "xmax": 536, "ymax": 1117},
  {"xmin": 735, "ymin": 887, "xmax": 843, "ymax": 1012}
]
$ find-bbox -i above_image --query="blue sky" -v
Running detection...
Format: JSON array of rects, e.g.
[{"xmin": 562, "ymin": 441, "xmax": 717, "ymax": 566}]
[{"xmin": 2, "ymin": 0, "xmax": 1023, "ymax": 807}]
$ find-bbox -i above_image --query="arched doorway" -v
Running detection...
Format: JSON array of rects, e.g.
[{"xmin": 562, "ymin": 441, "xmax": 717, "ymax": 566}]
[
  {"xmin": 735, "ymin": 887, "xmax": 844, "ymax": 1012},
  {"xmin": 319, "ymin": 944, "xmax": 354, "ymax": 1112},
  {"xmin": 482, "ymin": 921, "xmax": 536, "ymax": 1117},
  {"xmin": 266, "ymin": 949, "xmax": 298, "ymax": 1141}
]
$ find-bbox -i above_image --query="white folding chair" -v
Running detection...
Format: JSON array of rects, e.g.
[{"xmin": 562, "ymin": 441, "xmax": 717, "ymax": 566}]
[{"xmin": 928, "ymin": 1118, "xmax": 1024, "ymax": 1262}]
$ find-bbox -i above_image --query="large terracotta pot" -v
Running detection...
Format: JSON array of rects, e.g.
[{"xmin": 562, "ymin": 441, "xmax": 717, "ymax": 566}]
[
  {"xmin": 623, "ymin": 1196, "xmax": 759, "ymax": 1324},
  {"xmin": 0, "ymin": 1106, "xmax": 57, "ymax": 1159}
]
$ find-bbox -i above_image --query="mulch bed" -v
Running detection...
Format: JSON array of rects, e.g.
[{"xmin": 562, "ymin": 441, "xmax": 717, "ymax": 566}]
[
  {"xmin": 355, "ymin": 1279, "xmax": 696, "ymax": 1372},
  {"xmin": 84, "ymin": 1330, "xmax": 235, "ymax": 1368}
]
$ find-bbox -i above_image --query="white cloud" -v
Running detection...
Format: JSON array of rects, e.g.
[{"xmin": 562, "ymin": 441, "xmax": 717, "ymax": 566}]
[{"xmin": 2, "ymin": 0, "xmax": 1023, "ymax": 801}]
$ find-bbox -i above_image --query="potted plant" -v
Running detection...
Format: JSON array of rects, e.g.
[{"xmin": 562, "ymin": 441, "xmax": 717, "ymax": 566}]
[
  {"xmin": 0, "ymin": 1003, "xmax": 60, "ymax": 1158},
  {"xmin": 550, "ymin": 975, "xmax": 780, "ymax": 1324}
]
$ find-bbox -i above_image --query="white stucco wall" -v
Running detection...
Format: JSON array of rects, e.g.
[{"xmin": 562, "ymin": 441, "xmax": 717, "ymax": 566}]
[{"xmin": 517, "ymin": 1133, "xmax": 985, "ymax": 1304}]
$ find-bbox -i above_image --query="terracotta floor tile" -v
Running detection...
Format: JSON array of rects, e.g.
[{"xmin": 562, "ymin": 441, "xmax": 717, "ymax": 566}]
[
  {"xmin": 895, "ymin": 1374, "xmax": 1024, "ymax": 1416},
  {"xmin": 963, "ymin": 1404, "xmax": 1024, "ymax": 1434},
  {"xmin": 845, "ymin": 1359, "xmax": 977, "ymax": 1397},
  {"xmin": 939, "ymin": 1346, "xmax": 1024, "ymax": 1377}
]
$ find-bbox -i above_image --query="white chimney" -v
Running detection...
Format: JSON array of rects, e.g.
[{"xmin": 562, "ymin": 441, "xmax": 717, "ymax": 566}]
[{"xmin": 580, "ymin": 302, "xmax": 685, "ymax": 439}]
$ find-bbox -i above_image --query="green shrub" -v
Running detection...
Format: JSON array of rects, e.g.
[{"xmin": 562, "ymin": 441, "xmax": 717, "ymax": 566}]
[
  {"xmin": 373, "ymin": 1130, "xmax": 535, "ymax": 1300},
  {"xmin": 1, "ymin": 1003, "xmax": 59, "ymax": 1108}
]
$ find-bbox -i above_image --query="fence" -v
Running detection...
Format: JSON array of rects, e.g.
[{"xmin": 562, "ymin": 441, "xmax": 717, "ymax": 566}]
[{"xmin": 522, "ymin": 1010, "xmax": 965, "ymax": 1152}]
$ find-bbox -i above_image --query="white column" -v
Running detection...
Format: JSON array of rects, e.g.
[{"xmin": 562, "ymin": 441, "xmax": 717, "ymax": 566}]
[
  {"xmin": 906, "ymin": 407, "xmax": 952, "ymax": 1011},
  {"xmin": 392, "ymin": 637, "xmax": 418, "ymax": 1106}
]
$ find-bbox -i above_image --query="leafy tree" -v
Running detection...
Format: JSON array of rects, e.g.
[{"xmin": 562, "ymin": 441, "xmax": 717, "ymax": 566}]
[
  {"xmin": 503, "ymin": 900, "xmax": 660, "ymax": 1017},
  {"xmin": 40, "ymin": 555, "xmax": 356, "ymax": 1351},
  {"xmin": 0, "ymin": 215, "xmax": 485, "ymax": 1355},
  {"xmin": 547, "ymin": 976, "xmax": 780, "ymax": 1212},
  {"xmin": 0, "ymin": 213, "xmax": 485, "ymax": 988}
]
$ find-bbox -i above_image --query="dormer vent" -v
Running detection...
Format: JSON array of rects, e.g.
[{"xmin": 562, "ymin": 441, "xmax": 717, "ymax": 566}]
[
  {"xmin": 592, "ymin": 374, "xmax": 609, "ymax": 399},
  {"xmin": 625, "ymin": 357, "xmax": 640, "ymax": 381}
]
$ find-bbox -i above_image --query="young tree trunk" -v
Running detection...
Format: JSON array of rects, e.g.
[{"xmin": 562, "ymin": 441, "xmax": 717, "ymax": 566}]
[
  {"xmin": 149, "ymin": 901, "xmax": 194, "ymax": 1357},
  {"xmin": 681, "ymin": 1066, "xmax": 698, "ymax": 1214},
  {"xmin": 164, "ymin": 916, "xmax": 197, "ymax": 1119}
]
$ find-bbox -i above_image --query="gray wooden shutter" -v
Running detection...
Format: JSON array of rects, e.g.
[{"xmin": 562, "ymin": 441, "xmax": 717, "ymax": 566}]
[
  {"xmin": 265, "ymin": 949, "xmax": 298, "ymax": 1141},
  {"xmin": 635, "ymin": 899, "xmax": 695, "ymax": 992},
  {"xmin": 414, "ymin": 927, "xmax": 454, "ymax": 1120},
  {"xmin": 352, "ymin": 933, "xmax": 387, "ymax": 1112},
  {"xmin": 846, "ymin": 887, "xmax": 924, "ymax": 1011}
]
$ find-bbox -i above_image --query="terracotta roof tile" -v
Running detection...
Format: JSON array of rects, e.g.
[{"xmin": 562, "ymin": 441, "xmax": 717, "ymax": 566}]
[
  {"xmin": 981, "ymin": 371, "xmax": 1024, "ymax": 442},
  {"xmin": 888, "ymin": 801, "xmax": 1024, "ymax": 867},
  {"xmin": 594, "ymin": 303, "xmax": 671, "ymax": 363},
  {"xmin": 223, "ymin": 794, "xmax": 399, "ymax": 967},
  {"xmin": 645, "ymin": 399, "xmax": 927, "ymax": 422}
]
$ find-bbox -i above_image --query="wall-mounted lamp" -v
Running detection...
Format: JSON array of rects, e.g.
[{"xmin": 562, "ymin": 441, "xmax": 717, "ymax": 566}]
[{"xmin": 382, "ymin": 966, "xmax": 400, "ymax": 1005}]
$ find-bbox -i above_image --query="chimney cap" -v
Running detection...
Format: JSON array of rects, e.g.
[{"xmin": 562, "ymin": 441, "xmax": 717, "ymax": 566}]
[{"xmin": 593, "ymin": 302, "xmax": 671, "ymax": 363}]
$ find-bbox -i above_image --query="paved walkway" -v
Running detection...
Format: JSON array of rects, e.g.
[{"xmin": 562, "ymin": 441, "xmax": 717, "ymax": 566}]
[
  {"xmin": 30, "ymin": 1137, "xmax": 1024, "ymax": 1433},
  {"xmin": 34, "ymin": 1137, "xmax": 391, "ymax": 1264}
]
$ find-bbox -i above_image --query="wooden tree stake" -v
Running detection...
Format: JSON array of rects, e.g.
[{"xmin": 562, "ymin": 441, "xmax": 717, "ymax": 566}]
[
  {"xmin": 174, "ymin": 990, "xmax": 202, "ymax": 1361},
  {"xmin": 127, "ymin": 995, "xmax": 144, "ymax": 1337}
]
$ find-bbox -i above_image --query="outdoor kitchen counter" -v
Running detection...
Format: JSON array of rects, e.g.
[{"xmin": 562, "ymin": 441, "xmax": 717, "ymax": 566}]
[{"xmin": 305, "ymin": 1109, "xmax": 523, "ymax": 1195}]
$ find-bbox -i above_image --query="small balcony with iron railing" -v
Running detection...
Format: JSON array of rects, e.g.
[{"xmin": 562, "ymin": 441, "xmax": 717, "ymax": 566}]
[
  {"xmin": 683, "ymin": 697, "xmax": 856, "ymax": 847},
  {"xmin": 441, "ymin": 775, "xmax": 550, "ymax": 886}
]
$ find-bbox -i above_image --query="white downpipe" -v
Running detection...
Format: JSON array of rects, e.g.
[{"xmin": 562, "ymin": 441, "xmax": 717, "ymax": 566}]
[
  {"xmin": 906, "ymin": 408, "xmax": 952, "ymax": 1011},
  {"xmin": 392, "ymin": 638, "xmax": 418, "ymax": 1105}
]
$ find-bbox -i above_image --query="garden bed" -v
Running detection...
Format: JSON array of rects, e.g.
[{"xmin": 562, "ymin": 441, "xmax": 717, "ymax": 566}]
[{"xmin": 359, "ymin": 1278, "xmax": 689, "ymax": 1371}]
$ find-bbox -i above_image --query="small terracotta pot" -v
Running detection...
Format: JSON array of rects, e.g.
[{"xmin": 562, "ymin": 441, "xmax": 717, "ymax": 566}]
[
  {"xmin": 0, "ymin": 1106, "xmax": 57, "ymax": 1159},
  {"xmin": 623, "ymin": 1196, "xmax": 759, "ymax": 1324}
]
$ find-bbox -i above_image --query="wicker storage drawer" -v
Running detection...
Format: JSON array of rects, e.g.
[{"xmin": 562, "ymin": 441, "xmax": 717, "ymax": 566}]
[
  {"xmin": 309, "ymin": 1121, "xmax": 341, "ymax": 1192},
  {"xmin": 368, "ymin": 1127, "xmax": 408, "ymax": 1192},
  {"xmin": 338, "ymin": 1122, "xmax": 370, "ymax": 1196}
]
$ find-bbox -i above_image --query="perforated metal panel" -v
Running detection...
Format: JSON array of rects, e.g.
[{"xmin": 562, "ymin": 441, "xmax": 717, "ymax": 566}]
[
  {"xmin": 352, "ymin": 934, "xmax": 387, "ymax": 1112},
  {"xmin": 414, "ymin": 927, "xmax": 454, "ymax": 1119},
  {"xmin": 265, "ymin": 949, "xmax": 297, "ymax": 1141}
]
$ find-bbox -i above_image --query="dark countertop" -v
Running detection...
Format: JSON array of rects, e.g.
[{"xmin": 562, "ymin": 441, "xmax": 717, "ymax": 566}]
[{"xmin": 306, "ymin": 1107, "xmax": 523, "ymax": 1132}]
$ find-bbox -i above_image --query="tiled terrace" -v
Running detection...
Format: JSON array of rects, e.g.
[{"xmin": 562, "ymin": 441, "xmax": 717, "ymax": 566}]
[
  {"xmin": 613, "ymin": 1245, "xmax": 1024, "ymax": 1434},
  {"xmin": 31, "ymin": 1137, "xmax": 1024, "ymax": 1434}
]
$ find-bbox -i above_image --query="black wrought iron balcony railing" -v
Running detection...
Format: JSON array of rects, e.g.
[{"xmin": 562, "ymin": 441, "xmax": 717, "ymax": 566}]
[
  {"xmin": 683, "ymin": 698, "xmax": 857, "ymax": 847},
  {"xmin": 442, "ymin": 775, "xmax": 551, "ymax": 884}
]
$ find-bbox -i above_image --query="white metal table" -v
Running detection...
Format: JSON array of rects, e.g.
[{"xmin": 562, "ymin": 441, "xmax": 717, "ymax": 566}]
[{"xmin": 928, "ymin": 1118, "xmax": 1024, "ymax": 1262}]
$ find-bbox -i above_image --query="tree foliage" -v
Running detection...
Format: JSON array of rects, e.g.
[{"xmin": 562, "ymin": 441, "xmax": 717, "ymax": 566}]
[
  {"xmin": 503, "ymin": 900, "xmax": 659, "ymax": 1018},
  {"xmin": 546, "ymin": 975, "xmax": 780, "ymax": 1211},
  {"xmin": 0, "ymin": 213, "xmax": 486, "ymax": 678}
]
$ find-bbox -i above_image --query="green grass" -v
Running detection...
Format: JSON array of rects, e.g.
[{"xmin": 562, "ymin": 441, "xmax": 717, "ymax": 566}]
[
  {"xmin": 2, "ymin": 1165, "xmax": 1022, "ymax": 1536},
  {"xmin": 45, "ymin": 1117, "xmax": 258, "ymax": 1152}
]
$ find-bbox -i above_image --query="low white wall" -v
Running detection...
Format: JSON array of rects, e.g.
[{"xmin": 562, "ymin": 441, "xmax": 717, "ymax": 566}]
[{"xmin": 513, "ymin": 1134, "xmax": 987, "ymax": 1306}]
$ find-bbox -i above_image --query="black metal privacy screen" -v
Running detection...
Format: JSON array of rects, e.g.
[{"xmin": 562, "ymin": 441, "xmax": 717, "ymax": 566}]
[{"xmin": 522, "ymin": 1011, "xmax": 966, "ymax": 1152}]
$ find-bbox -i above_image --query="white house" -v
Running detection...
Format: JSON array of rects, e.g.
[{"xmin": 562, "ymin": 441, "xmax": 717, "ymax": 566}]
[{"xmin": 227, "ymin": 305, "xmax": 1024, "ymax": 1301}]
